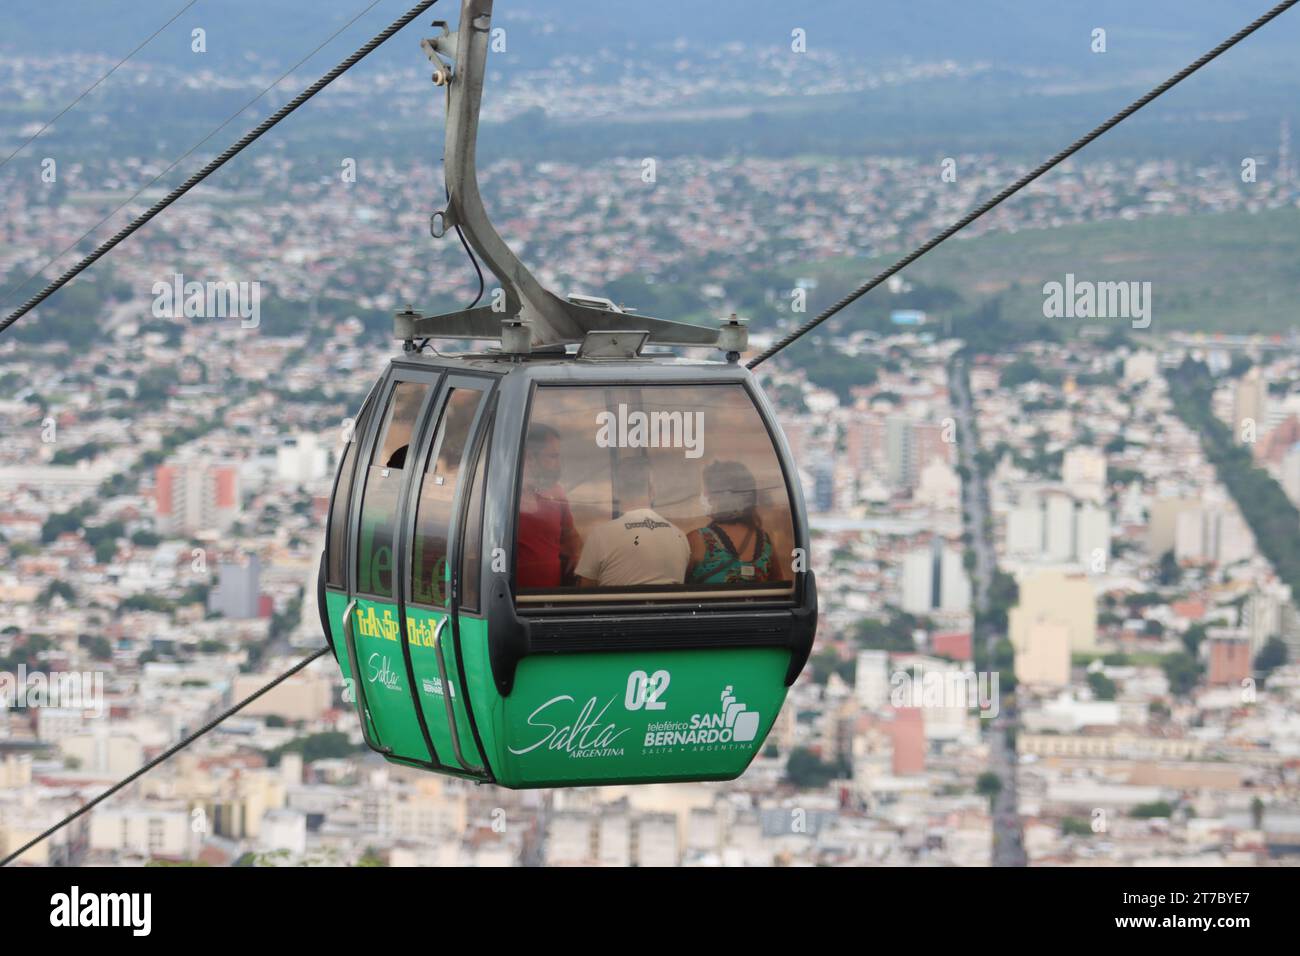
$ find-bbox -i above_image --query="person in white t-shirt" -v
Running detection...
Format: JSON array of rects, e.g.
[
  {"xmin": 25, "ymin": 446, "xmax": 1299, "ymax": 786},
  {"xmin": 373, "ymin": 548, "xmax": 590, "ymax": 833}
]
[{"xmin": 575, "ymin": 457, "xmax": 688, "ymax": 588}]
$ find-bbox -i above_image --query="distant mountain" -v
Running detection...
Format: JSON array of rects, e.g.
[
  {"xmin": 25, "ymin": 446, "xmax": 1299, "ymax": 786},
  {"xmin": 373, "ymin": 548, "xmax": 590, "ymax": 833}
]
[
  {"xmin": 511, "ymin": 0, "xmax": 1296, "ymax": 62},
  {"xmin": 2, "ymin": 0, "xmax": 1297, "ymax": 75},
  {"xmin": 2, "ymin": 0, "xmax": 1295, "ymax": 170}
]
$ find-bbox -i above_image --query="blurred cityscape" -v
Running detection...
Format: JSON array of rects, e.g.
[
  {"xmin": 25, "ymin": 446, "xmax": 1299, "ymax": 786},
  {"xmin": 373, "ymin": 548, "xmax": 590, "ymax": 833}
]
[{"xmin": 3, "ymin": 5, "xmax": 1300, "ymax": 867}]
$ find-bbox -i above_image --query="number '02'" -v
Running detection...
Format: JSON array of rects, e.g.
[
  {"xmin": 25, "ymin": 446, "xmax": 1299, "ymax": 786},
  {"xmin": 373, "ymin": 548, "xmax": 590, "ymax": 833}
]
[{"xmin": 625, "ymin": 670, "xmax": 670, "ymax": 711}]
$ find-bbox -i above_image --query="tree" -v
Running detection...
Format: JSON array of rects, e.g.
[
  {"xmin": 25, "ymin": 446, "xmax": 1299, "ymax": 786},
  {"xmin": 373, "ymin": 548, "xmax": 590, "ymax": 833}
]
[
  {"xmin": 1161, "ymin": 651, "xmax": 1202, "ymax": 697},
  {"xmin": 976, "ymin": 771, "xmax": 1002, "ymax": 805},
  {"xmin": 266, "ymin": 732, "xmax": 361, "ymax": 766},
  {"xmin": 854, "ymin": 611, "xmax": 919, "ymax": 652},
  {"xmin": 999, "ymin": 358, "xmax": 1047, "ymax": 388},
  {"xmin": 789, "ymin": 344, "xmax": 878, "ymax": 404},
  {"xmin": 1, "ymin": 634, "xmax": 55, "ymax": 671},
  {"xmin": 1156, "ymin": 550, "xmax": 1182, "ymax": 587},
  {"xmin": 1167, "ymin": 360, "xmax": 1300, "ymax": 602},
  {"xmin": 120, "ymin": 594, "xmax": 174, "ymax": 613},
  {"xmin": 785, "ymin": 747, "xmax": 846, "ymax": 788},
  {"xmin": 982, "ymin": 570, "xmax": 1020, "ymax": 634},
  {"xmin": 1131, "ymin": 801, "xmax": 1173, "ymax": 819},
  {"xmin": 94, "ymin": 538, "xmax": 119, "ymax": 564},
  {"xmin": 78, "ymin": 634, "xmax": 112, "ymax": 661},
  {"xmin": 1061, "ymin": 817, "xmax": 1093, "ymax": 837},
  {"xmin": 41, "ymin": 504, "xmax": 94, "ymax": 544},
  {"xmin": 809, "ymin": 648, "xmax": 855, "ymax": 686},
  {"xmin": 1255, "ymin": 637, "xmax": 1288, "ymax": 677},
  {"xmin": 37, "ymin": 580, "xmax": 76, "ymax": 607},
  {"xmin": 1181, "ymin": 624, "xmax": 1208, "ymax": 656},
  {"xmin": 1087, "ymin": 671, "xmax": 1117, "ymax": 701}
]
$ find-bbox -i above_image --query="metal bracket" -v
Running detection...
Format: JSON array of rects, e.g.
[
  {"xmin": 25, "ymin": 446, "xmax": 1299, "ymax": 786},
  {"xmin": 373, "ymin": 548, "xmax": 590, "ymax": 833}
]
[
  {"xmin": 429, "ymin": 207, "xmax": 456, "ymax": 238},
  {"xmin": 719, "ymin": 313, "xmax": 749, "ymax": 362},
  {"xmin": 577, "ymin": 331, "xmax": 651, "ymax": 360},
  {"xmin": 408, "ymin": 0, "xmax": 721, "ymax": 352},
  {"xmin": 420, "ymin": 21, "xmax": 457, "ymax": 85}
]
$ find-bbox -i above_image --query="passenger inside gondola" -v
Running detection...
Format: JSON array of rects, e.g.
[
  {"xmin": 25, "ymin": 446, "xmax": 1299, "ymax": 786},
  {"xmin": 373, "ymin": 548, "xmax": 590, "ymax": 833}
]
[
  {"xmin": 687, "ymin": 460, "xmax": 784, "ymax": 585},
  {"xmin": 380, "ymin": 381, "xmax": 427, "ymax": 470},
  {"xmin": 575, "ymin": 456, "xmax": 689, "ymax": 588},
  {"xmin": 514, "ymin": 384, "xmax": 797, "ymax": 601},
  {"xmin": 516, "ymin": 423, "xmax": 581, "ymax": 589}
]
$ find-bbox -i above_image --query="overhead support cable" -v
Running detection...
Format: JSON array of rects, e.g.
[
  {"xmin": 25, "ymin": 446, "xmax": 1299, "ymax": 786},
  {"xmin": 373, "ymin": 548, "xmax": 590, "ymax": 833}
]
[
  {"xmin": 748, "ymin": 0, "xmax": 1300, "ymax": 368},
  {"xmin": 0, "ymin": 648, "xmax": 330, "ymax": 867},
  {"xmin": 0, "ymin": 0, "xmax": 442, "ymax": 338},
  {"xmin": 0, "ymin": 0, "xmax": 202, "ymax": 174}
]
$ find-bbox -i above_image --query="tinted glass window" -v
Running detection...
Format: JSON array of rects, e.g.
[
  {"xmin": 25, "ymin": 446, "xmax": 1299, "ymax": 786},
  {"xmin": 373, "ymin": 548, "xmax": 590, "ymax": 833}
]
[
  {"xmin": 411, "ymin": 388, "xmax": 483, "ymax": 607},
  {"xmin": 357, "ymin": 381, "xmax": 429, "ymax": 598},
  {"xmin": 326, "ymin": 391, "xmax": 377, "ymax": 587},
  {"xmin": 516, "ymin": 385, "xmax": 795, "ymax": 603},
  {"xmin": 373, "ymin": 382, "xmax": 426, "ymax": 471},
  {"xmin": 327, "ymin": 431, "xmax": 359, "ymax": 587}
]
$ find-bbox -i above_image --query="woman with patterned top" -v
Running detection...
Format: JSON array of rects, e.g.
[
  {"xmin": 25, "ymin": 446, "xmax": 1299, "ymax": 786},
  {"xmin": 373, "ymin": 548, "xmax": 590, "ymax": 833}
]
[{"xmin": 687, "ymin": 460, "xmax": 784, "ymax": 585}]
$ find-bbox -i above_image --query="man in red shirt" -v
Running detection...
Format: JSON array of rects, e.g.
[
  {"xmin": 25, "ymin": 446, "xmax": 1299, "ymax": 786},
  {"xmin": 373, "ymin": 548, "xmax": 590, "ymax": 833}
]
[{"xmin": 516, "ymin": 423, "xmax": 581, "ymax": 589}]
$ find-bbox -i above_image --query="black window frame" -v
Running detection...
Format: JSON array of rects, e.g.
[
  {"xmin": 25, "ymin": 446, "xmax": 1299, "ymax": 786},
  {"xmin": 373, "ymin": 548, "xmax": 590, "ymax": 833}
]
[
  {"xmin": 351, "ymin": 377, "xmax": 437, "ymax": 602},
  {"xmin": 325, "ymin": 380, "xmax": 382, "ymax": 589},
  {"xmin": 405, "ymin": 380, "xmax": 495, "ymax": 613},
  {"xmin": 456, "ymin": 420, "xmax": 492, "ymax": 615}
]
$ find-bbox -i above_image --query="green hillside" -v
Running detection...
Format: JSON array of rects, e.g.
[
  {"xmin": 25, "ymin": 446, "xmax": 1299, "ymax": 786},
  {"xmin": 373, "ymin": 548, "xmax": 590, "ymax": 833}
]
[{"xmin": 808, "ymin": 206, "xmax": 1300, "ymax": 335}]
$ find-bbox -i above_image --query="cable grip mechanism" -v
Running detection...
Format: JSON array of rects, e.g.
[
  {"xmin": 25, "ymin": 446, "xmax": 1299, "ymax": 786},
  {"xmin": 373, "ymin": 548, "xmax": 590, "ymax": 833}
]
[{"xmin": 421, "ymin": 20, "xmax": 456, "ymax": 85}]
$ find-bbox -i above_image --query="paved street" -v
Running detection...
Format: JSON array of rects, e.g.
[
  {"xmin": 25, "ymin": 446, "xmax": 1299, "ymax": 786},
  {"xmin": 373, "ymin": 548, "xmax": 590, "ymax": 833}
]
[{"xmin": 951, "ymin": 358, "xmax": 1027, "ymax": 867}]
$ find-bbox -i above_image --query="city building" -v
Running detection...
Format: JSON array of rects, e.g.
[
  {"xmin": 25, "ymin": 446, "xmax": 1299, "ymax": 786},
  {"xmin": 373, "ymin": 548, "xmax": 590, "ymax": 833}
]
[
  {"xmin": 1009, "ymin": 569, "xmax": 1098, "ymax": 659},
  {"xmin": 900, "ymin": 539, "xmax": 971, "ymax": 615},
  {"xmin": 155, "ymin": 459, "xmax": 241, "ymax": 535},
  {"xmin": 207, "ymin": 552, "xmax": 263, "ymax": 620}
]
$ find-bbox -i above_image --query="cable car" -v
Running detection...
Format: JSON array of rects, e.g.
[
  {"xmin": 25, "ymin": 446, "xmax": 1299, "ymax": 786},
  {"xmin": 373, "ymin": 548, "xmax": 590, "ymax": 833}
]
[{"xmin": 317, "ymin": 0, "xmax": 816, "ymax": 788}]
